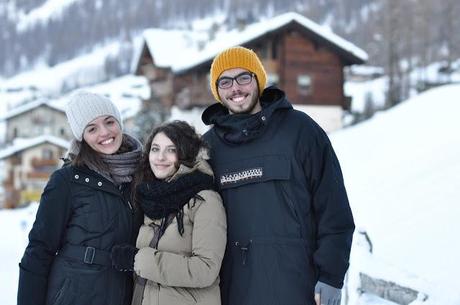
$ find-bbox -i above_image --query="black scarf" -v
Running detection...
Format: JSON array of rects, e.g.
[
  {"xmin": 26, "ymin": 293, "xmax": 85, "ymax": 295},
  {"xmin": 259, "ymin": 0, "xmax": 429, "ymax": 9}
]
[{"xmin": 137, "ymin": 171, "xmax": 214, "ymax": 235}]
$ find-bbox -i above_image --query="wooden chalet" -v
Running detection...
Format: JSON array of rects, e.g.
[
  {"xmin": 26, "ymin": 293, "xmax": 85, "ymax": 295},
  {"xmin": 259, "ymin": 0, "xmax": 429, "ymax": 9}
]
[
  {"xmin": 0, "ymin": 76, "xmax": 148, "ymax": 208},
  {"xmin": 0, "ymin": 136, "xmax": 68, "ymax": 208},
  {"xmin": 133, "ymin": 12, "xmax": 367, "ymax": 132},
  {"xmin": 1, "ymin": 99, "xmax": 72, "ymax": 143}
]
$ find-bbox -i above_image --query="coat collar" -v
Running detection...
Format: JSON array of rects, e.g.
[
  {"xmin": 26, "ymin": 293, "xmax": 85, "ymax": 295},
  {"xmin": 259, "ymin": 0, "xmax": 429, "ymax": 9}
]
[
  {"xmin": 201, "ymin": 86, "xmax": 292, "ymax": 144},
  {"xmin": 69, "ymin": 165, "xmax": 127, "ymax": 197},
  {"xmin": 168, "ymin": 157, "xmax": 214, "ymax": 182}
]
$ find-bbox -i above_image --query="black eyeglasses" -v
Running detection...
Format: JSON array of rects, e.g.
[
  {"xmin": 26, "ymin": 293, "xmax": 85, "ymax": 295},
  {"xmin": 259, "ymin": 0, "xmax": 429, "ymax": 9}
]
[{"xmin": 216, "ymin": 72, "xmax": 255, "ymax": 89}]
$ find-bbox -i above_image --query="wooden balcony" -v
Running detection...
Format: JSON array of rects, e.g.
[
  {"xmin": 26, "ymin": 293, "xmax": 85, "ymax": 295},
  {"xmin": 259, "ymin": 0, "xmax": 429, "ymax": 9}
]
[
  {"xmin": 27, "ymin": 171, "xmax": 52, "ymax": 179},
  {"xmin": 31, "ymin": 158, "xmax": 58, "ymax": 168}
]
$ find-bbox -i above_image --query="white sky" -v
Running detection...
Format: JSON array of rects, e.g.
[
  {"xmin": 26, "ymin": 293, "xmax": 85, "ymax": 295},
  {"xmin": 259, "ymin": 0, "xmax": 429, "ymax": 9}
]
[{"xmin": 1, "ymin": 83, "xmax": 459, "ymax": 304}]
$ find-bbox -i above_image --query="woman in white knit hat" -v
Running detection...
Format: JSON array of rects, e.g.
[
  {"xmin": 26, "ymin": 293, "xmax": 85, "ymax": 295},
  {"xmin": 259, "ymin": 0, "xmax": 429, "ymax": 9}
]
[{"xmin": 17, "ymin": 91, "xmax": 144, "ymax": 305}]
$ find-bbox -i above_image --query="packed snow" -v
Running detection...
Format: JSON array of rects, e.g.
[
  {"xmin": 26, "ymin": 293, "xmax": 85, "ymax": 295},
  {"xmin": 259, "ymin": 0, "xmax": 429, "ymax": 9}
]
[
  {"xmin": 1, "ymin": 84, "xmax": 459, "ymax": 305},
  {"xmin": 0, "ymin": 203, "xmax": 37, "ymax": 305}
]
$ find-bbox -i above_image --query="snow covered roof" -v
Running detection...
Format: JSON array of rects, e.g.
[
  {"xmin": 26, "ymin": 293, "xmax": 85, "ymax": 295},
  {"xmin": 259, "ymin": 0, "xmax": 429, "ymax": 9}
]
[
  {"xmin": 138, "ymin": 12, "xmax": 368, "ymax": 74},
  {"xmin": 348, "ymin": 65, "xmax": 385, "ymax": 77},
  {"xmin": 141, "ymin": 29, "xmax": 209, "ymax": 70},
  {"xmin": 1, "ymin": 75, "xmax": 148, "ymax": 124},
  {"xmin": 0, "ymin": 135, "xmax": 69, "ymax": 160},
  {"xmin": 75, "ymin": 74, "xmax": 149, "ymax": 120},
  {"xmin": 0, "ymin": 99, "xmax": 65, "ymax": 121}
]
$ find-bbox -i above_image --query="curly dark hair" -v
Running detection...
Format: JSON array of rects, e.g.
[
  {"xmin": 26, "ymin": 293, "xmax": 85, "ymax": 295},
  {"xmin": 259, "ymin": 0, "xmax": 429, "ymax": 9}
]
[{"xmin": 135, "ymin": 120, "xmax": 208, "ymax": 184}]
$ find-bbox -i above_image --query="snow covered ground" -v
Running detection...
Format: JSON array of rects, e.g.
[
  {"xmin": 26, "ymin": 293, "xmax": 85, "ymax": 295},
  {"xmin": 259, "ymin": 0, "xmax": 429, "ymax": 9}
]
[
  {"xmin": 1, "ymin": 84, "xmax": 459, "ymax": 305},
  {"xmin": 0, "ymin": 203, "xmax": 37, "ymax": 305},
  {"xmin": 332, "ymin": 84, "xmax": 460, "ymax": 304}
]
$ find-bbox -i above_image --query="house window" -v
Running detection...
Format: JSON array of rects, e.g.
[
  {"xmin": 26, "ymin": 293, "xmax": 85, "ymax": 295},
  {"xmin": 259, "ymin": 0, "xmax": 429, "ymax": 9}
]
[
  {"xmin": 297, "ymin": 74, "xmax": 313, "ymax": 95},
  {"xmin": 271, "ymin": 40, "xmax": 277, "ymax": 60},
  {"xmin": 42, "ymin": 149, "xmax": 53, "ymax": 160},
  {"xmin": 256, "ymin": 46, "xmax": 267, "ymax": 59},
  {"xmin": 267, "ymin": 73, "xmax": 279, "ymax": 87},
  {"xmin": 207, "ymin": 73, "xmax": 212, "ymax": 89}
]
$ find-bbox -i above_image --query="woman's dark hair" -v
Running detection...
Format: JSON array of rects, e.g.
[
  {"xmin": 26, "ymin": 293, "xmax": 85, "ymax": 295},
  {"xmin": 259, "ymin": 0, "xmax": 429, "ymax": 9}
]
[
  {"xmin": 71, "ymin": 135, "xmax": 132, "ymax": 169},
  {"xmin": 71, "ymin": 140, "xmax": 107, "ymax": 169},
  {"xmin": 135, "ymin": 120, "xmax": 207, "ymax": 184}
]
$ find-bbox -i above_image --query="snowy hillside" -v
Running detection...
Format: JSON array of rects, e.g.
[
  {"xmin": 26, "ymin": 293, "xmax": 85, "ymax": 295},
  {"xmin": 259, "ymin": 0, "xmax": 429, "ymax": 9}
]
[
  {"xmin": 16, "ymin": 0, "xmax": 82, "ymax": 31},
  {"xmin": 331, "ymin": 84, "xmax": 460, "ymax": 304},
  {"xmin": 0, "ymin": 39, "xmax": 140, "ymax": 101},
  {"xmin": 1, "ymin": 84, "xmax": 459, "ymax": 305},
  {"xmin": 0, "ymin": 203, "xmax": 37, "ymax": 305}
]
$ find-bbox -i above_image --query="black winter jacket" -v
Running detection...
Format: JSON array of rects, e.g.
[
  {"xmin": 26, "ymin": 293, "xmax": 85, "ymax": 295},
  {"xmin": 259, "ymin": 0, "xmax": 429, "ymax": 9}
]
[
  {"xmin": 17, "ymin": 165, "xmax": 142, "ymax": 305},
  {"xmin": 202, "ymin": 87, "xmax": 355, "ymax": 305}
]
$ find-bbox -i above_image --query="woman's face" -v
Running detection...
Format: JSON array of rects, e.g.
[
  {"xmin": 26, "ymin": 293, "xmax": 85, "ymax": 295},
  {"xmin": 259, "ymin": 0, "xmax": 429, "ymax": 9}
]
[
  {"xmin": 149, "ymin": 132, "xmax": 179, "ymax": 180},
  {"xmin": 82, "ymin": 115, "xmax": 122, "ymax": 155}
]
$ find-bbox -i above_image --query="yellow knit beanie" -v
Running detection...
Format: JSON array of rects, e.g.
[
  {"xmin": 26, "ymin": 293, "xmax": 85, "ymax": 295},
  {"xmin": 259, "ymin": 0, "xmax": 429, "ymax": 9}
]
[{"xmin": 210, "ymin": 46, "xmax": 267, "ymax": 102}]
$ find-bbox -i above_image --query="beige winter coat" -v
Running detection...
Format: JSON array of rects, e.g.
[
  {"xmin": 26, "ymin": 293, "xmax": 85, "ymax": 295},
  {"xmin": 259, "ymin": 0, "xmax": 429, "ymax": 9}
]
[{"xmin": 133, "ymin": 159, "xmax": 227, "ymax": 305}]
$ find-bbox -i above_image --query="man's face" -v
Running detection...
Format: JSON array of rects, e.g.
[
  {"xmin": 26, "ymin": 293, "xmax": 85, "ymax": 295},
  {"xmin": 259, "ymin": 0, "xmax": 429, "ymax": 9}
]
[{"xmin": 217, "ymin": 68, "xmax": 261, "ymax": 115}]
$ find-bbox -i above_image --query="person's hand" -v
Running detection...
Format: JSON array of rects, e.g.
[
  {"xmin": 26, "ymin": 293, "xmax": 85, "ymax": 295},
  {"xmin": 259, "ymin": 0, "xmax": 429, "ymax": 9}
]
[
  {"xmin": 314, "ymin": 281, "xmax": 341, "ymax": 305},
  {"xmin": 111, "ymin": 243, "xmax": 138, "ymax": 272}
]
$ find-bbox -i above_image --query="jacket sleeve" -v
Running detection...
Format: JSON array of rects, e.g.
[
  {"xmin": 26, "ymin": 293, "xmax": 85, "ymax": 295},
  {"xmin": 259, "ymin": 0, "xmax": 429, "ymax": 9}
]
[
  {"xmin": 17, "ymin": 169, "xmax": 72, "ymax": 305},
  {"xmin": 300, "ymin": 122, "xmax": 355, "ymax": 289},
  {"xmin": 134, "ymin": 190, "xmax": 227, "ymax": 288}
]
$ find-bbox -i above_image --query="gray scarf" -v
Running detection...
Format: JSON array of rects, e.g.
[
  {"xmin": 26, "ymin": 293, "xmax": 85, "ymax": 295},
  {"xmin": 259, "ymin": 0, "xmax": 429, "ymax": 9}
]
[{"xmin": 67, "ymin": 133, "xmax": 142, "ymax": 185}]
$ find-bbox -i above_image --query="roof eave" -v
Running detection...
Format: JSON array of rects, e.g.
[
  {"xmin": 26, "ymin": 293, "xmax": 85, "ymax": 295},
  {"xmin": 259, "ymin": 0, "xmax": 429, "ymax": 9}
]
[
  {"xmin": 175, "ymin": 21, "xmax": 367, "ymax": 74},
  {"xmin": 0, "ymin": 138, "xmax": 69, "ymax": 160}
]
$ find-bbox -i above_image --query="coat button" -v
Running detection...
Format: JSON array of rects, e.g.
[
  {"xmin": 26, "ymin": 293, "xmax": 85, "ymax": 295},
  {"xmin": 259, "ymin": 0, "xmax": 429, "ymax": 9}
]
[
  {"xmin": 74, "ymin": 175, "xmax": 79, "ymax": 179},
  {"xmin": 98, "ymin": 182, "xmax": 102, "ymax": 186},
  {"xmin": 85, "ymin": 178, "xmax": 89, "ymax": 183}
]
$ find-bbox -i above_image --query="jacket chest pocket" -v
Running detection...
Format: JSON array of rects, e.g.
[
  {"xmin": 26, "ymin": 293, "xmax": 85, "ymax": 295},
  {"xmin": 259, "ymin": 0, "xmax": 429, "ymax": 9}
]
[
  {"xmin": 214, "ymin": 154, "xmax": 304, "ymax": 236},
  {"xmin": 214, "ymin": 154, "xmax": 294, "ymax": 215},
  {"xmin": 215, "ymin": 154, "xmax": 290, "ymax": 190}
]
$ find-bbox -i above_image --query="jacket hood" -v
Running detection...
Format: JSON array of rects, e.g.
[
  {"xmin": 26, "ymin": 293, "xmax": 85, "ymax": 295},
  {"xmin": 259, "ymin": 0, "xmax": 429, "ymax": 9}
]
[
  {"xmin": 201, "ymin": 86, "xmax": 292, "ymax": 144},
  {"xmin": 169, "ymin": 156, "xmax": 214, "ymax": 182}
]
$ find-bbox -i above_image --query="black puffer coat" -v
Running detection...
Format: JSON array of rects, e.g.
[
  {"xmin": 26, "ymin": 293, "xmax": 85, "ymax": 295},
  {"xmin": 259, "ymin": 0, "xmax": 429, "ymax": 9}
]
[
  {"xmin": 17, "ymin": 165, "xmax": 142, "ymax": 305},
  {"xmin": 202, "ymin": 87, "xmax": 355, "ymax": 305}
]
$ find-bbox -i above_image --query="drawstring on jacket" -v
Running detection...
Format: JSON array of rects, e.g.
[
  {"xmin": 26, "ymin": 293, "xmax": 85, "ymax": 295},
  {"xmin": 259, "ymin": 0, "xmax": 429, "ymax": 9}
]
[{"xmin": 234, "ymin": 240, "xmax": 252, "ymax": 265}]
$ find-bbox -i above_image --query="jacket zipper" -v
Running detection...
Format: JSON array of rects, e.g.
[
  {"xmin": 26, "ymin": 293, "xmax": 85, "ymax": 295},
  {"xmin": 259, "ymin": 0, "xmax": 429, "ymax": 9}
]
[
  {"xmin": 157, "ymin": 283, "xmax": 160, "ymax": 304},
  {"xmin": 119, "ymin": 185, "xmax": 133, "ymax": 211}
]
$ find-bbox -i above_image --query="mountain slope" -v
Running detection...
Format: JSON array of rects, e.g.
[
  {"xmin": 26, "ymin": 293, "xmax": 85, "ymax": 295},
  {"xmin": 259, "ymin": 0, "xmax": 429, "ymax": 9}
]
[{"xmin": 331, "ymin": 84, "xmax": 460, "ymax": 304}]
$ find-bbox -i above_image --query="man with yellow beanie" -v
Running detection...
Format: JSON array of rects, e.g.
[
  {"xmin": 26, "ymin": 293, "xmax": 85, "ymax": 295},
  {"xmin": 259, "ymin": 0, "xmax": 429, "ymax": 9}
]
[{"xmin": 202, "ymin": 46, "xmax": 354, "ymax": 305}]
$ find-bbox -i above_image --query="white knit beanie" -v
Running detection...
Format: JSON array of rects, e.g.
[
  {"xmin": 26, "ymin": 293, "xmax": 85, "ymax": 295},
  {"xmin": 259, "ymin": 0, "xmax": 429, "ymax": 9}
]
[{"xmin": 65, "ymin": 91, "xmax": 123, "ymax": 141}]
